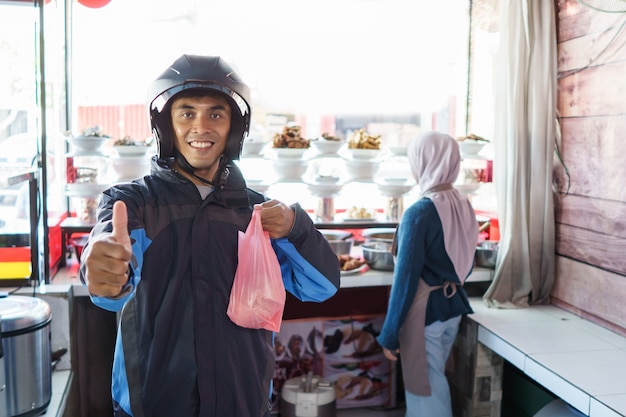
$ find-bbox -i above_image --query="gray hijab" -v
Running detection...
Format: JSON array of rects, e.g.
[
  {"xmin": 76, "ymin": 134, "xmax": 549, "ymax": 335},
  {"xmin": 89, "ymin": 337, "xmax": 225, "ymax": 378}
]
[{"xmin": 407, "ymin": 131, "xmax": 478, "ymax": 282}]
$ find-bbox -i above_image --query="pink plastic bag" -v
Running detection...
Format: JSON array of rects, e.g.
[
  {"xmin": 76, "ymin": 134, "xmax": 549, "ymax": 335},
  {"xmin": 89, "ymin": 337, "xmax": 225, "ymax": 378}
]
[{"xmin": 227, "ymin": 206, "xmax": 286, "ymax": 332}]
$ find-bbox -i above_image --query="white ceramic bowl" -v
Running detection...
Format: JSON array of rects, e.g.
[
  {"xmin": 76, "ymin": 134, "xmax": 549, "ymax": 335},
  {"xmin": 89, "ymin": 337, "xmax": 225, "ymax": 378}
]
[
  {"xmin": 65, "ymin": 182, "xmax": 108, "ymax": 197},
  {"xmin": 272, "ymin": 147, "xmax": 310, "ymax": 159},
  {"xmin": 375, "ymin": 181, "xmax": 416, "ymax": 197},
  {"xmin": 314, "ymin": 175, "xmax": 341, "ymax": 184},
  {"xmin": 458, "ymin": 140, "xmax": 486, "ymax": 157},
  {"xmin": 245, "ymin": 179, "xmax": 272, "ymax": 193},
  {"xmin": 310, "ymin": 139, "xmax": 344, "ymax": 155},
  {"xmin": 113, "ymin": 145, "xmax": 152, "ymax": 157},
  {"xmin": 241, "ymin": 140, "xmax": 268, "ymax": 156},
  {"xmin": 272, "ymin": 159, "xmax": 308, "ymax": 180},
  {"xmin": 388, "ymin": 145, "xmax": 408, "ymax": 156},
  {"xmin": 110, "ymin": 156, "xmax": 150, "ymax": 180},
  {"xmin": 344, "ymin": 159, "xmax": 380, "ymax": 180},
  {"xmin": 343, "ymin": 148, "xmax": 382, "ymax": 161},
  {"xmin": 380, "ymin": 177, "xmax": 409, "ymax": 185},
  {"xmin": 69, "ymin": 135, "xmax": 110, "ymax": 153},
  {"xmin": 306, "ymin": 181, "xmax": 343, "ymax": 197}
]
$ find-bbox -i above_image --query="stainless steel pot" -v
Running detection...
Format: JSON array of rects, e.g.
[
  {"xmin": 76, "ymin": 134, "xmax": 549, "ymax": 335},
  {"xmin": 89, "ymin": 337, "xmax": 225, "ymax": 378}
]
[
  {"xmin": 475, "ymin": 241, "xmax": 499, "ymax": 269},
  {"xmin": 362, "ymin": 241, "xmax": 395, "ymax": 271},
  {"xmin": 319, "ymin": 230, "xmax": 353, "ymax": 255},
  {"xmin": 0, "ymin": 295, "xmax": 52, "ymax": 417},
  {"xmin": 361, "ymin": 228, "xmax": 396, "ymax": 244}
]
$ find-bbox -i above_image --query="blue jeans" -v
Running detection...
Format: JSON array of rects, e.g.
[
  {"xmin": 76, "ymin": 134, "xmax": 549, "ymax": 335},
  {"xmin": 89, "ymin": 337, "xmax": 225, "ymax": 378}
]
[{"xmin": 404, "ymin": 315, "xmax": 461, "ymax": 417}]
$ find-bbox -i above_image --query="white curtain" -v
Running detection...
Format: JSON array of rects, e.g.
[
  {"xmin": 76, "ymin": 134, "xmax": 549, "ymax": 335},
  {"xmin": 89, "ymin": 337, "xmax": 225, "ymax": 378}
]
[{"xmin": 483, "ymin": 0, "xmax": 558, "ymax": 307}]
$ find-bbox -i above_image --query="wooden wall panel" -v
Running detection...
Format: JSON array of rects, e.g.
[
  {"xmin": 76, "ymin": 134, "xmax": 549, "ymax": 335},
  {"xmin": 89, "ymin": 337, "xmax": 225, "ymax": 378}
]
[
  {"xmin": 557, "ymin": 17, "xmax": 626, "ymax": 71},
  {"xmin": 555, "ymin": 116, "xmax": 626, "ymax": 200},
  {"xmin": 552, "ymin": 256, "xmax": 626, "ymax": 335},
  {"xmin": 555, "ymin": 193, "xmax": 626, "ymax": 238},
  {"xmin": 557, "ymin": 0, "xmax": 626, "ymax": 42},
  {"xmin": 556, "ymin": 223, "xmax": 626, "ymax": 276},
  {"xmin": 558, "ymin": 63, "xmax": 626, "ymax": 117},
  {"xmin": 554, "ymin": 0, "xmax": 626, "ymax": 333}
]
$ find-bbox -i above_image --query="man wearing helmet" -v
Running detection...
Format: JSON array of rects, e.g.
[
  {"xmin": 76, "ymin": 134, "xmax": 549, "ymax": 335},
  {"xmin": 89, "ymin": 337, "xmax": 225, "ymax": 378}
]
[{"xmin": 79, "ymin": 55, "xmax": 340, "ymax": 417}]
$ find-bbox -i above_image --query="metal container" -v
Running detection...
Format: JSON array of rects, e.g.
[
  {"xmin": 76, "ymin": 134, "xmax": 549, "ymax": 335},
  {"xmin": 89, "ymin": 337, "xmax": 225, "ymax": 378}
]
[
  {"xmin": 319, "ymin": 230, "xmax": 353, "ymax": 255},
  {"xmin": 281, "ymin": 373, "xmax": 336, "ymax": 417},
  {"xmin": 362, "ymin": 241, "xmax": 395, "ymax": 271},
  {"xmin": 475, "ymin": 241, "xmax": 499, "ymax": 269},
  {"xmin": 385, "ymin": 197, "xmax": 404, "ymax": 222},
  {"xmin": 316, "ymin": 197, "xmax": 335, "ymax": 223},
  {"xmin": 0, "ymin": 295, "xmax": 52, "ymax": 417},
  {"xmin": 361, "ymin": 228, "xmax": 396, "ymax": 244}
]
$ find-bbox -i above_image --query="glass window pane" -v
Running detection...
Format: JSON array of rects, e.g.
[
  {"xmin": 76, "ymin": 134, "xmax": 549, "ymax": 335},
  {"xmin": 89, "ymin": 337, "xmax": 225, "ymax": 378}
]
[
  {"xmin": 0, "ymin": 2, "xmax": 39, "ymax": 224},
  {"xmin": 0, "ymin": 3, "xmax": 39, "ymax": 168}
]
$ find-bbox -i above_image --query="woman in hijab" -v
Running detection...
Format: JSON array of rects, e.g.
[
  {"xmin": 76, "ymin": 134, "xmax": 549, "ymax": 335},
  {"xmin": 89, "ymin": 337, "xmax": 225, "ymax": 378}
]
[{"xmin": 376, "ymin": 131, "xmax": 478, "ymax": 417}]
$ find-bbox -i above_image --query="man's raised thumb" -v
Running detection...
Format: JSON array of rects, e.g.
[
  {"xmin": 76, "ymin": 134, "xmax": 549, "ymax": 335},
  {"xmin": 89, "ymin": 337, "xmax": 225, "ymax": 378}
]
[{"xmin": 111, "ymin": 200, "xmax": 131, "ymax": 244}]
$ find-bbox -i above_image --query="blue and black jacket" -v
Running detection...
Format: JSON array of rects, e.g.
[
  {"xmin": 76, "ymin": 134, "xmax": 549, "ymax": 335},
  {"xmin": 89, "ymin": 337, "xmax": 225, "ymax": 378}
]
[{"xmin": 80, "ymin": 156, "xmax": 340, "ymax": 417}]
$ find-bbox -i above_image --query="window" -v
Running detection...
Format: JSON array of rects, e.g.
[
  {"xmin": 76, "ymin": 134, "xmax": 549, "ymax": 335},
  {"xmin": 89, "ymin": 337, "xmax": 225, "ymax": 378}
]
[
  {"xmin": 69, "ymin": 0, "xmax": 476, "ymax": 217},
  {"xmin": 0, "ymin": 3, "xmax": 40, "ymax": 235}
]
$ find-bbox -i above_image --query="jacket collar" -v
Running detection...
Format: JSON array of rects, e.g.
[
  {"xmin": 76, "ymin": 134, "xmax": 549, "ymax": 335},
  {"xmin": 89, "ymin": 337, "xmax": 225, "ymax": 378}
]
[{"xmin": 150, "ymin": 156, "xmax": 252, "ymax": 209}]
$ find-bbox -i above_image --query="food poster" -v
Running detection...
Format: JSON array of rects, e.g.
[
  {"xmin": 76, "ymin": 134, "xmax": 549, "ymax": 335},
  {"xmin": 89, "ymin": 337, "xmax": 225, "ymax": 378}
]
[
  {"xmin": 272, "ymin": 319, "xmax": 325, "ymax": 413},
  {"xmin": 322, "ymin": 316, "xmax": 393, "ymax": 409},
  {"xmin": 271, "ymin": 315, "xmax": 395, "ymax": 413}
]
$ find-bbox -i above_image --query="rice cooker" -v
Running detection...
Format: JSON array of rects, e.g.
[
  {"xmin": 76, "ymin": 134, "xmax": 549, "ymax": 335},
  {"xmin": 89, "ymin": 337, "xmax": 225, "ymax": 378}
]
[
  {"xmin": 0, "ymin": 295, "xmax": 52, "ymax": 417},
  {"xmin": 281, "ymin": 372, "xmax": 336, "ymax": 417}
]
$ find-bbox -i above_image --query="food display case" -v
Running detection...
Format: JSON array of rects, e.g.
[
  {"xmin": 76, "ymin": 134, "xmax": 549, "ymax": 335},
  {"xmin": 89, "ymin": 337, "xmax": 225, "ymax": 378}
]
[
  {"xmin": 238, "ymin": 127, "xmax": 497, "ymax": 291},
  {"xmin": 237, "ymin": 132, "xmax": 419, "ymax": 225}
]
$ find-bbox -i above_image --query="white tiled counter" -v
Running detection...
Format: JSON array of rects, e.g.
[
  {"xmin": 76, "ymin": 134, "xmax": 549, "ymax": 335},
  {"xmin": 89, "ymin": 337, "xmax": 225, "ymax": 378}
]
[
  {"xmin": 468, "ymin": 298, "xmax": 626, "ymax": 417},
  {"xmin": 38, "ymin": 263, "xmax": 493, "ymax": 417},
  {"xmin": 340, "ymin": 267, "xmax": 494, "ymax": 288}
]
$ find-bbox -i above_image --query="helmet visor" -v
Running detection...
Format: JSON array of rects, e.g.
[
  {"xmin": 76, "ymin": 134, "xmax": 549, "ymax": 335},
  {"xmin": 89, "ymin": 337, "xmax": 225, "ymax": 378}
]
[{"xmin": 151, "ymin": 82, "xmax": 249, "ymax": 118}]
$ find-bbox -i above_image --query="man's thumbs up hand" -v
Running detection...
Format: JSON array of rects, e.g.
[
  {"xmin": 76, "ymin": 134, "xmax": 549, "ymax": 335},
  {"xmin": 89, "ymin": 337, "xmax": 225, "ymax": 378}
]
[
  {"xmin": 111, "ymin": 200, "xmax": 131, "ymax": 246},
  {"xmin": 84, "ymin": 200, "xmax": 133, "ymax": 297}
]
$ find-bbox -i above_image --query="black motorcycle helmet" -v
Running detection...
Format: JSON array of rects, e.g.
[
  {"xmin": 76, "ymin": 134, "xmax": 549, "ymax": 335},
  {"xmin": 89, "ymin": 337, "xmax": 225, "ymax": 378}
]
[{"xmin": 147, "ymin": 54, "xmax": 251, "ymax": 162}]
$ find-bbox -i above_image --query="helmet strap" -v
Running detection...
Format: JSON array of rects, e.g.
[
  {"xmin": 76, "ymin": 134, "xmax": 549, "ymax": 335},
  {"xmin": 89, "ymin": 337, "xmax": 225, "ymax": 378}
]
[{"xmin": 174, "ymin": 150, "xmax": 229, "ymax": 188}]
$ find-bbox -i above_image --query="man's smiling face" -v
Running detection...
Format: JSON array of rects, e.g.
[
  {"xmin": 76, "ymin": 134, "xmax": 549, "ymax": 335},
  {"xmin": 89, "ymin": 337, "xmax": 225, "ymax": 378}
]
[{"xmin": 170, "ymin": 93, "xmax": 232, "ymax": 183}]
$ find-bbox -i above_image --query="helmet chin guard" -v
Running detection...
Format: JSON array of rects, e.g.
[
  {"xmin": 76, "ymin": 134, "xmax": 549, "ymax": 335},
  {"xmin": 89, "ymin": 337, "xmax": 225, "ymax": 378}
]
[{"xmin": 147, "ymin": 55, "xmax": 251, "ymax": 161}]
